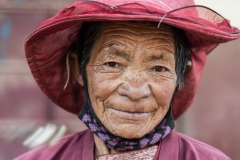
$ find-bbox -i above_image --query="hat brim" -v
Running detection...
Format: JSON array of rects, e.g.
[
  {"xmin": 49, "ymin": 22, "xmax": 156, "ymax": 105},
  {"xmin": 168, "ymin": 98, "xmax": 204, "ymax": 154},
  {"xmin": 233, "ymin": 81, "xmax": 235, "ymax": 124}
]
[{"xmin": 25, "ymin": 1, "xmax": 240, "ymax": 119}]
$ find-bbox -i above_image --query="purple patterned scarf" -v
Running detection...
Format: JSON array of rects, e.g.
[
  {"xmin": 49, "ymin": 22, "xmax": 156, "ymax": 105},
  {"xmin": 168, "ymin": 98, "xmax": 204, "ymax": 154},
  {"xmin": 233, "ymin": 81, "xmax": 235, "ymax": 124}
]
[{"xmin": 78, "ymin": 100, "xmax": 174, "ymax": 151}]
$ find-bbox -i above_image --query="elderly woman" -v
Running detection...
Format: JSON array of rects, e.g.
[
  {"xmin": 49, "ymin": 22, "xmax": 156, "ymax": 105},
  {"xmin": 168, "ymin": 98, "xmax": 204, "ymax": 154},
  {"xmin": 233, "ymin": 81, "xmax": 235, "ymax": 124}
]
[{"xmin": 16, "ymin": 0, "xmax": 240, "ymax": 159}]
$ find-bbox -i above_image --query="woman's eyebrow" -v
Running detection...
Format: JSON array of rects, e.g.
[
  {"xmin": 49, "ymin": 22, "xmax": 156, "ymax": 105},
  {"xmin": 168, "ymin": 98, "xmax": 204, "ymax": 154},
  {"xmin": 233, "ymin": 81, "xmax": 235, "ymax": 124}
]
[
  {"xmin": 106, "ymin": 48, "xmax": 131, "ymax": 61},
  {"xmin": 148, "ymin": 54, "xmax": 164, "ymax": 61}
]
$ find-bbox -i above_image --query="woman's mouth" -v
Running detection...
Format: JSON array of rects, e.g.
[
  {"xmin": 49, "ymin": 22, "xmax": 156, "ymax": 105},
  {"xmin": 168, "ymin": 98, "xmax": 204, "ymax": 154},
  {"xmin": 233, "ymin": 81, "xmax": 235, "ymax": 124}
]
[{"xmin": 106, "ymin": 107, "xmax": 150, "ymax": 119}]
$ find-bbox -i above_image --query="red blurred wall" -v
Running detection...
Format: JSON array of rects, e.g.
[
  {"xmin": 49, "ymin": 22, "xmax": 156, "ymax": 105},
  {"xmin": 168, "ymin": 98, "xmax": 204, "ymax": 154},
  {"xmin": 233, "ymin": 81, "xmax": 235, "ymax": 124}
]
[{"xmin": 176, "ymin": 39, "xmax": 240, "ymax": 160}]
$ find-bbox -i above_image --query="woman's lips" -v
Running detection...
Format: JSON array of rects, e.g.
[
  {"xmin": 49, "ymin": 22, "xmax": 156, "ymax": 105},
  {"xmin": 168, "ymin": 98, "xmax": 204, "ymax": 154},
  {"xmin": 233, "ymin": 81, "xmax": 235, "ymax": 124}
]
[{"xmin": 107, "ymin": 107, "xmax": 150, "ymax": 119}]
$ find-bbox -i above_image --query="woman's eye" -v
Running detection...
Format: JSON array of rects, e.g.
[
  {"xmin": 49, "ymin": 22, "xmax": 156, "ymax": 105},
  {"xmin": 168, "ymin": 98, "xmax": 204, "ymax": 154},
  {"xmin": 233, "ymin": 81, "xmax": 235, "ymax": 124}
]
[
  {"xmin": 105, "ymin": 62, "xmax": 118, "ymax": 67},
  {"xmin": 154, "ymin": 66, "xmax": 166, "ymax": 72}
]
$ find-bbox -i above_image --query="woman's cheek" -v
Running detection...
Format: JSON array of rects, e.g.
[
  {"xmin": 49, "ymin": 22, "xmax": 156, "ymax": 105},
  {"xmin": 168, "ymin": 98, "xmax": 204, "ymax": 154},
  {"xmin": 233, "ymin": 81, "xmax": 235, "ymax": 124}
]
[
  {"xmin": 152, "ymin": 81, "xmax": 176, "ymax": 107},
  {"xmin": 89, "ymin": 72, "xmax": 120, "ymax": 100}
]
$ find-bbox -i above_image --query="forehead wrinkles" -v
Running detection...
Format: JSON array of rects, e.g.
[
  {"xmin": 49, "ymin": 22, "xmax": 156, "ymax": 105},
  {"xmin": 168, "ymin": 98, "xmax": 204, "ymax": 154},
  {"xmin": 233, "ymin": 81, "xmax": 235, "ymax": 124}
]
[
  {"xmin": 93, "ymin": 22, "xmax": 175, "ymax": 60},
  {"xmin": 98, "ymin": 22, "xmax": 175, "ymax": 52},
  {"xmin": 143, "ymin": 32, "xmax": 174, "ymax": 54},
  {"xmin": 101, "ymin": 22, "xmax": 174, "ymax": 44}
]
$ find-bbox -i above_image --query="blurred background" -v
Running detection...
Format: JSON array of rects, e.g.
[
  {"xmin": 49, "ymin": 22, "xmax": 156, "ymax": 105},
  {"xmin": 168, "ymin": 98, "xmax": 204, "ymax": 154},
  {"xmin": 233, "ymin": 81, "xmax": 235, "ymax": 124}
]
[{"xmin": 0, "ymin": 0, "xmax": 239, "ymax": 159}]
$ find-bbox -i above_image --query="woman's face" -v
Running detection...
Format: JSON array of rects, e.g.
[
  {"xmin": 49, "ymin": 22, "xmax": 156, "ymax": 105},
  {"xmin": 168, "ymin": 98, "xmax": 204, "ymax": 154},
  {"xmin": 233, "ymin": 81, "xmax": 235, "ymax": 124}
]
[{"xmin": 84, "ymin": 22, "xmax": 177, "ymax": 139}]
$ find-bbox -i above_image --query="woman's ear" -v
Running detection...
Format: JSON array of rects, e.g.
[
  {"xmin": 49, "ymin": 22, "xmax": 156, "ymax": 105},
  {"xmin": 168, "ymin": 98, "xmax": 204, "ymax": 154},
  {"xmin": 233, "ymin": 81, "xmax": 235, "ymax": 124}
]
[
  {"xmin": 185, "ymin": 60, "xmax": 192, "ymax": 72},
  {"xmin": 69, "ymin": 52, "xmax": 84, "ymax": 86}
]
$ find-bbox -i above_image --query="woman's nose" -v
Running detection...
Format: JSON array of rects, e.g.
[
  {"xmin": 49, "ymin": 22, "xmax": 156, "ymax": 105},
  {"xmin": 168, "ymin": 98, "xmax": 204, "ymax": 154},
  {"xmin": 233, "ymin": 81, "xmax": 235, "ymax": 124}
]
[{"xmin": 117, "ymin": 72, "xmax": 151, "ymax": 101}]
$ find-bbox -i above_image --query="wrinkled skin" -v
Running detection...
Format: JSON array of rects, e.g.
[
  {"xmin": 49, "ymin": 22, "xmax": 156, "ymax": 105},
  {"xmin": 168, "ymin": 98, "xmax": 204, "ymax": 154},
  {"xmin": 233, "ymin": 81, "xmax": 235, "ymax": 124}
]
[{"xmin": 73, "ymin": 22, "xmax": 177, "ymax": 153}]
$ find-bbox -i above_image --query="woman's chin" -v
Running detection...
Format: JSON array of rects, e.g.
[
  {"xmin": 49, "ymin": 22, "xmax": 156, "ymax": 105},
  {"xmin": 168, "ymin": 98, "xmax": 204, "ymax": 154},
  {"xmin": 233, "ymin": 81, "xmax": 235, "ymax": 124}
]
[
  {"xmin": 101, "ymin": 107, "xmax": 163, "ymax": 139},
  {"xmin": 102, "ymin": 119, "xmax": 154, "ymax": 139},
  {"xmin": 110, "ymin": 125, "xmax": 148, "ymax": 139}
]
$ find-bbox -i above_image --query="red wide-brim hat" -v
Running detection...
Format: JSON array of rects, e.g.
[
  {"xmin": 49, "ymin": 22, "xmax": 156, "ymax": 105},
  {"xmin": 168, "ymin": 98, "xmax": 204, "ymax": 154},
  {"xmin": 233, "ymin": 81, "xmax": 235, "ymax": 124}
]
[{"xmin": 25, "ymin": 0, "xmax": 240, "ymax": 120}]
